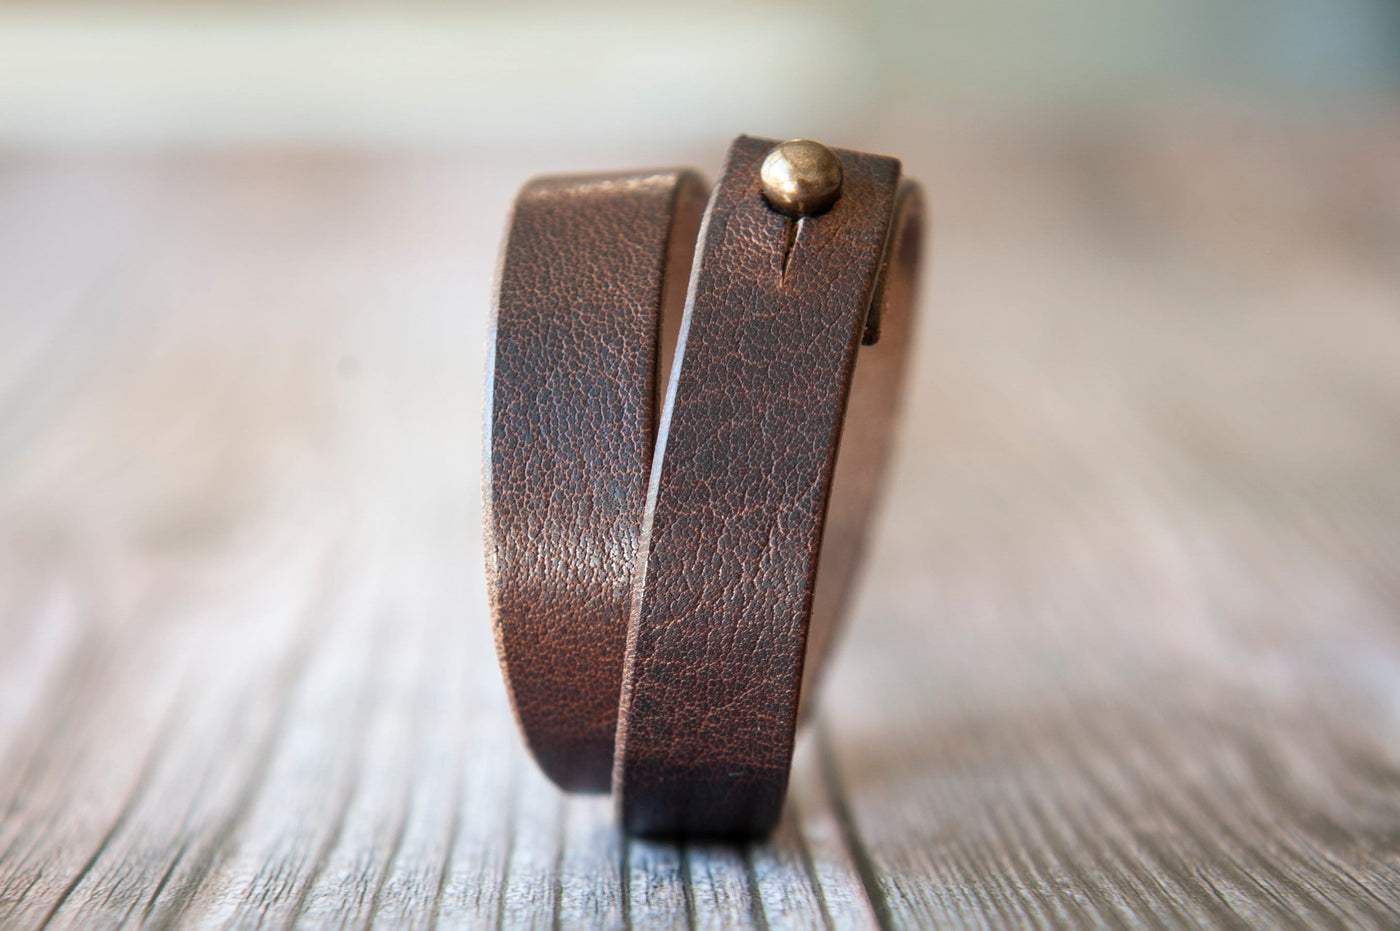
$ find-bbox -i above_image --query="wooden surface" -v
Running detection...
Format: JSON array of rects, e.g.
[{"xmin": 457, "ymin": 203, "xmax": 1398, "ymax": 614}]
[{"xmin": 1, "ymin": 118, "xmax": 1399, "ymax": 928}]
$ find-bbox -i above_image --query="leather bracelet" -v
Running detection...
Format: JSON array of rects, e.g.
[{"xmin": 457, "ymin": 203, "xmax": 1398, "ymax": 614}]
[{"xmin": 484, "ymin": 136, "xmax": 924, "ymax": 837}]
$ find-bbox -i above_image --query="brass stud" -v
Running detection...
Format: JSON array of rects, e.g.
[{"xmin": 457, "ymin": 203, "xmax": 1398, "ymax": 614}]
[{"xmin": 759, "ymin": 139, "xmax": 843, "ymax": 217}]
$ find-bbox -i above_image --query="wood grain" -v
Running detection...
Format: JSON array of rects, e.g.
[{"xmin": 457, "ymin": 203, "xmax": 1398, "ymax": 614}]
[{"xmin": 0, "ymin": 118, "xmax": 1398, "ymax": 928}]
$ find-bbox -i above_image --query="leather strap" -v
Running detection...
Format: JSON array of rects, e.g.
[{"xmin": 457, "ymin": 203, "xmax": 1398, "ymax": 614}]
[
  {"xmin": 615, "ymin": 137, "xmax": 922, "ymax": 836},
  {"xmin": 485, "ymin": 137, "xmax": 923, "ymax": 835},
  {"xmin": 485, "ymin": 170, "xmax": 707, "ymax": 790}
]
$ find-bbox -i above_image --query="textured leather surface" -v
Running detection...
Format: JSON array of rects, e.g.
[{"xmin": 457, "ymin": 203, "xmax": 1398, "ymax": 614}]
[
  {"xmin": 485, "ymin": 138, "xmax": 923, "ymax": 835},
  {"xmin": 484, "ymin": 170, "xmax": 707, "ymax": 791},
  {"xmin": 614, "ymin": 137, "xmax": 922, "ymax": 837}
]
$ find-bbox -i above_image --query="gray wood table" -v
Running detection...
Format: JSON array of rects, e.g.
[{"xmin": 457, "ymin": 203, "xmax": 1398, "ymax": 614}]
[{"xmin": 1, "ymin": 119, "xmax": 1399, "ymax": 928}]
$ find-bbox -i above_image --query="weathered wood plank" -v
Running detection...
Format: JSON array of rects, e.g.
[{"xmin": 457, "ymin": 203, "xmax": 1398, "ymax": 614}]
[{"xmin": 0, "ymin": 118, "xmax": 1397, "ymax": 928}]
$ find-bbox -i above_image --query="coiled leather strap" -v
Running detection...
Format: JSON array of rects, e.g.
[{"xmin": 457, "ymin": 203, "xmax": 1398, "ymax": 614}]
[
  {"xmin": 485, "ymin": 170, "xmax": 707, "ymax": 791},
  {"xmin": 485, "ymin": 136, "xmax": 923, "ymax": 835}
]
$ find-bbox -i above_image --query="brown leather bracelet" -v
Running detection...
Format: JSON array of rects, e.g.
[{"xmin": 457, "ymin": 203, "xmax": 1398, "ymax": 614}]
[{"xmin": 484, "ymin": 136, "xmax": 923, "ymax": 836}]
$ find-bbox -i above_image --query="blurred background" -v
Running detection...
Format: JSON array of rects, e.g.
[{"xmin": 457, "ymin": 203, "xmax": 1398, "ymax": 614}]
[{"xmin": 1, "ymin": 0, "xmax": 1397, "ymax": 148}]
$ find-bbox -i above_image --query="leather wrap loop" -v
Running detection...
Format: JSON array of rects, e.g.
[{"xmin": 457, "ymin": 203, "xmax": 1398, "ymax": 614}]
[
  {"xmin": 485, "ymin": 170, "xmax": 707, "ymax": 791},
  {"xmin": 484, "ymin": 136, "xmax": 924, "ymax": 836}
]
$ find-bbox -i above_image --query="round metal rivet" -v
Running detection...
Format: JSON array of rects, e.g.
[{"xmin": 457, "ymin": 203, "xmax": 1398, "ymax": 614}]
[{"xmin": 759, "ymin": 139, "xmax": 843, "ymax": 217}]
